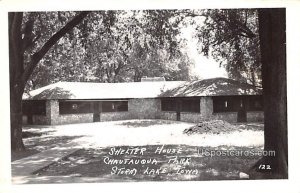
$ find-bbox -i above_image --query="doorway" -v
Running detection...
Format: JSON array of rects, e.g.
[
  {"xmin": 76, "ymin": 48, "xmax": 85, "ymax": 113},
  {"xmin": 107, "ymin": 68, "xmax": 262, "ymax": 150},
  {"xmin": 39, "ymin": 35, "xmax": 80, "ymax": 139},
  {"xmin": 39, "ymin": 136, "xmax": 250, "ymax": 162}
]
[
  {"xmin": 176, "ymin": 99, "xmax": 181, "ymax": 121},
  {"xmin": 93, "ymin": 102, "xmax": 100, "ymax": 122},
  {"xmin": 237, "ymin": 100, "xmax": 247, "ymax": 122}
]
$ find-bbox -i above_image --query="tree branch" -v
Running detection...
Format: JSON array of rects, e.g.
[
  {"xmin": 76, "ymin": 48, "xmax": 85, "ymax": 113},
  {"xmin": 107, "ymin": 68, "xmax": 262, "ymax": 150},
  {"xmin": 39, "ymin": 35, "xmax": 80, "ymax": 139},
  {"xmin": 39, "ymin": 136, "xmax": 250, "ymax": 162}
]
[
  {"xmin": 211, "ymin": 12, "xmax": 256, "ymax": 39},
  {"xmin": 22, "ymin": 11, "xmax": 90, "ymax": 84},
  {"xmin": 181, "ymin": 10, "xmax": 206, "ymax": 18}
]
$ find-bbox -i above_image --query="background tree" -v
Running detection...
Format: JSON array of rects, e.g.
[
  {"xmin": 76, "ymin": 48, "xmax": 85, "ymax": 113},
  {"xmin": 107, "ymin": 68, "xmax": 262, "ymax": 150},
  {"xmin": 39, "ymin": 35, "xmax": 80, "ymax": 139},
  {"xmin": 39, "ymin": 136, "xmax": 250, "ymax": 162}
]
[{"xmin": 186, "ymin": 9, "xmax": 261, "ymax": 86}]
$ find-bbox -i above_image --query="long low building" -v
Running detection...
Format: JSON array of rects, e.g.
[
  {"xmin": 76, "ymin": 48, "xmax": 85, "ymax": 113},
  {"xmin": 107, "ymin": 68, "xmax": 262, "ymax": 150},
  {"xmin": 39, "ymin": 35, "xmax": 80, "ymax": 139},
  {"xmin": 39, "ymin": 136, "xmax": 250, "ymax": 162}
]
[{"xmin": 22, "ymin": 77, "xmax": 264, "ymax": 125}]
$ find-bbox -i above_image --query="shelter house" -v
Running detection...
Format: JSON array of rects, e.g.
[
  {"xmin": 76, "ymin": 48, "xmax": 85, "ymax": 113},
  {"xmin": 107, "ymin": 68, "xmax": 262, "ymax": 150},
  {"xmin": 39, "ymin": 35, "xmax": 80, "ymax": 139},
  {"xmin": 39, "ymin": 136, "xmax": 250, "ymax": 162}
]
[{"xmin": 21, "ymin": 77, "xmax": 264, "ymax": 125}]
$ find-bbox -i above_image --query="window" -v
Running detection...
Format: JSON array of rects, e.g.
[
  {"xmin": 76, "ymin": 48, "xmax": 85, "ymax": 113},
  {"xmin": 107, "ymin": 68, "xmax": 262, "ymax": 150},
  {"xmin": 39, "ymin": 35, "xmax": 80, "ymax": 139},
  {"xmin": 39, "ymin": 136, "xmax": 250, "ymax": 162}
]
[
  {"xmin": 102, "ymin": 101, "xmax": 128, "ymax": 112},
  {"xmin": 59, "ymin": 101, "xmax": 93, "ymax": 114},
  {"xmin": 161, "ymin": 99, "xmax": 177, "ymax": 111},
  {"xmin": 181, "ymin": 98, "xmax": 200, "ymax": 113},
  {"xmin": 22, "ymin": 100, "xmax": 46, "ymax": 116}
]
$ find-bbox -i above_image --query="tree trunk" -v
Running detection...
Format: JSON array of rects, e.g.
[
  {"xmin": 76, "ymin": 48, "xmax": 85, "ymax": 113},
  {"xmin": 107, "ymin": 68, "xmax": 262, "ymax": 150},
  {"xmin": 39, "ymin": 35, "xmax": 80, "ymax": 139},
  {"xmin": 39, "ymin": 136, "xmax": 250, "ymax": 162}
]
[
  {"xmin": 249, "ymin": 8, "xmax": 287, "ymax": 179},
  {"xmin": 10, "ymin": 88, "xmax": 25, "ymax": 151},
  {"xmin": 9, "ymin": 12, "xmax": 26, "ymax": 151}
]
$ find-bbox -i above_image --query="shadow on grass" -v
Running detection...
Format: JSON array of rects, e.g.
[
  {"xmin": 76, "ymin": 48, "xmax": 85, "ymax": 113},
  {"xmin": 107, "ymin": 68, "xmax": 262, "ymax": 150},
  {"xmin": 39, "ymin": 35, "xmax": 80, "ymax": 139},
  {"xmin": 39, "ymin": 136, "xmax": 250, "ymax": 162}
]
[
  {"xmin": 25, "ymin": 135, "xmax": 86, "ymax": 152},
  {"xmin": 116, "ymin": 120, "xmax": 177, "ymax": 128},
  {"xmin": 234, "ymin": 123, "xmax": 264, "ymax": 131},
  {"xmin": 11, "ymin": 149, "xmax": 41, "ymax": 162},
  {"xmin": 22, "ymin": 131, "xmax": 43, "ymax": 138},
  {"xmin": 13, "ymin": 133, "xmax": 86, "ymax": 162}
]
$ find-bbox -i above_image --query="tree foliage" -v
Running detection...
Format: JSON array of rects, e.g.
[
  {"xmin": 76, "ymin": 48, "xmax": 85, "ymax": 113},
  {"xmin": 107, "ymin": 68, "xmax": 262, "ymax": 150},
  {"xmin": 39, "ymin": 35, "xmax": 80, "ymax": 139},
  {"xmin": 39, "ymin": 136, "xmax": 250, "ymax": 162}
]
[
  {"xmin": 188, "ymin": 9, "xmax": 261, "ymax": 86},
  {"xmin": 25, "ymin": 10, "xmax": 194, "ymax": 91}
]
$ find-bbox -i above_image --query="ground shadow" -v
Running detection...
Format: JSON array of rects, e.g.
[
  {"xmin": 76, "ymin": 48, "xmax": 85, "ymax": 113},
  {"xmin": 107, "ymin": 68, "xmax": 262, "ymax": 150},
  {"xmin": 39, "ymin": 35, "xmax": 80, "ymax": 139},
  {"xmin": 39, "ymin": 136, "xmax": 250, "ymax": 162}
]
[
  {"xmin": 22, "ymin": 131, "xmax": 43, "ymax": 138},
  {"xmin": 12, "ymin": 124, "xmax": 87, "ymax": 161},
  {"xmin": 116, "ymin": 119, "xmax": 176, "ymax": 128},
  {"xmin": 11, "ymin": 149, "xmax": 41, "ymax": 162},
  {"xmin": 25, "ymin": 135, "xmax": 86, "ymax": 151}
]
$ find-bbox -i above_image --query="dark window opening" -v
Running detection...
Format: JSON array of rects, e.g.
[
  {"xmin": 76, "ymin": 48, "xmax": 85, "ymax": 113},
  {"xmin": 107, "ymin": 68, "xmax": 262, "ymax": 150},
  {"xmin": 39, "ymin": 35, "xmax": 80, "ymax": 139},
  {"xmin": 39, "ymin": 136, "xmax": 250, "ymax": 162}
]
[
  {"xmin": 59, "ymin": 101, "xmax": 93, "ymax": 114},
  {"xmin": 248, "ymin": 96, "xmax": 263, "ymax": 111},
  {"xmin": 213, "ymin": 96, "xmax": 263, "ymax": 113},
  {"xmin": 161, "ymin": 98, "xmax": 200, "ymax": 113},
  {"xmin": 102, "ymin": 101, "xmax": 128, "ymax": 112},
  {"xmin": 213, "ymin": 97, "xmax": 240, "ymax": 113},
  {"xmin": 161, "ymin": 99, "xmax": 177, "ymax": 111},
  {"xmin": 22, "ymin": 100, "xmax": 46, "ymax": 116},
  {"xmin": 181, "ymin": 99, "xmax": 200, "ymax": 113},
  {"xmin": 59, "ymin": 100, "xmax": 128, "ymax": 114}
]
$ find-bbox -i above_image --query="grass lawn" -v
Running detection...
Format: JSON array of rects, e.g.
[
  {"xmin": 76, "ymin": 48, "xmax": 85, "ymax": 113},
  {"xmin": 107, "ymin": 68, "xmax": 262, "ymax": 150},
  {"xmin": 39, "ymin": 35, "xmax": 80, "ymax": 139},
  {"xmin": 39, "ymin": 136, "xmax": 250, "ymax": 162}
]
[{"xmin": 13, "ymin": 119, "xmax": 264, "ymax": 181}]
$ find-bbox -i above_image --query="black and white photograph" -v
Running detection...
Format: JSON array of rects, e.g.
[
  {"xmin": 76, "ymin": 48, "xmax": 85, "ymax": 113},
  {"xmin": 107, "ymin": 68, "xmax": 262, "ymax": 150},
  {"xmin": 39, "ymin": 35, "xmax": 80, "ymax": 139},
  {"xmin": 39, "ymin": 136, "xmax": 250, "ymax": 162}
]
[{"xmin": 1, "ymin": 0, "xmax": 300, "ymax": 193}]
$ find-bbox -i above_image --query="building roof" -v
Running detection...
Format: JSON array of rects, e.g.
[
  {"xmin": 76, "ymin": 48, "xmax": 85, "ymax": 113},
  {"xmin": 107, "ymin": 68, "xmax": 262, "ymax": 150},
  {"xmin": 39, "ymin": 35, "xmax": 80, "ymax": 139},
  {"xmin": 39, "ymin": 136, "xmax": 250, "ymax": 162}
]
[
  {"xmin": 159, "ymin": 78, "xmax": 262, "ymax": 97},
  {"xmin": 24, "ymin": 78, "xmax": 262, "ymax": 100}
]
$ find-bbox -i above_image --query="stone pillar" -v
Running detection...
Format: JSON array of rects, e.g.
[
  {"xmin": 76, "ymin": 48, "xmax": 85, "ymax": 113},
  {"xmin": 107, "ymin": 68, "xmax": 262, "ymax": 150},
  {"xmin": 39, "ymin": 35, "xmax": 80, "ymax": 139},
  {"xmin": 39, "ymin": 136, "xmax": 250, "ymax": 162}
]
[
  {"xmin": 45, "ymin": 100, "xmax": 52, "ymax": 125},
  {"xmin": 128, "ymin": 98, "xmax": 161, "ymax": 119},
  {"xmin": 48, "ymin": 100, "xmax": 59, "ymax": 125},
  {"xmin": 200, "ymin": 97, "xmax": 213, "ymax": 119}
]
